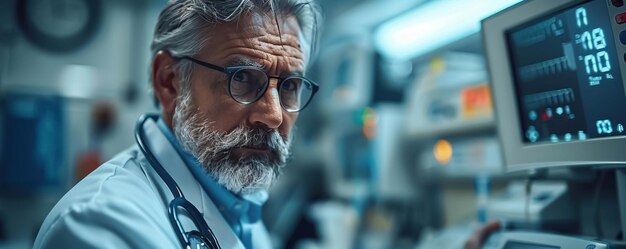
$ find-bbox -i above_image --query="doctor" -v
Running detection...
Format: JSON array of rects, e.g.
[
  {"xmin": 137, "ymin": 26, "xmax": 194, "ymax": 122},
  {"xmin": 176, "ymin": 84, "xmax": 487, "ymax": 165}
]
[{"xmin": 34, "ymin": 0, "xmax": 321, "ymax": 248}]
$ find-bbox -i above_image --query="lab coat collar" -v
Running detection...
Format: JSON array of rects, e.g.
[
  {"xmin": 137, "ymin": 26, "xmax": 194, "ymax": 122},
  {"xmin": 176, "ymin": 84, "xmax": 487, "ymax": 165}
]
[{"xmin": 140, "ymin": 117, "xmax": 245, "ymax": 249}]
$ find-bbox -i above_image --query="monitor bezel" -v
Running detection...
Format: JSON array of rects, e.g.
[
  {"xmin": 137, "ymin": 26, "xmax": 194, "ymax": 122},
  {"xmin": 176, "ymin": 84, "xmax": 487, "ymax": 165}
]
[{"xmin": 482, "ymin": 0, "xmax": 626, "ymax": 172}]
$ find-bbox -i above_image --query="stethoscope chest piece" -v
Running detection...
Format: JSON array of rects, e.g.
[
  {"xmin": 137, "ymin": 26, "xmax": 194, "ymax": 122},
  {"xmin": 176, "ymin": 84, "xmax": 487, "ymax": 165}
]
[{"xmin": 187, "ymin": 231, "xmax": 211, "ymax": 249}]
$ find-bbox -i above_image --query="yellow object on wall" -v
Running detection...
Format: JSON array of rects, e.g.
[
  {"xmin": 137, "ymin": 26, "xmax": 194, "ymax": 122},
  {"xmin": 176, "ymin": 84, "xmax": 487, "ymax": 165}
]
[{"xmin": 434, "ymin": 139, "xmax": 453, "ymax": 165}]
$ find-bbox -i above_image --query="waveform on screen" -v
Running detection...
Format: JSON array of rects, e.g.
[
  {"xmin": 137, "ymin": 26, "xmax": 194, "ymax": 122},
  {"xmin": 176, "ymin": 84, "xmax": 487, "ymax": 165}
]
[
  {"xmin": 517, "ymin": 43, "xmax": 576, "ymax": 82},
  {"xmin": 523, "ymin": 88, "xmax": 575, "ymax": 109},
  {"xmin": 512, "ymin": 17, "xmax": 565, "ymax": 47}
]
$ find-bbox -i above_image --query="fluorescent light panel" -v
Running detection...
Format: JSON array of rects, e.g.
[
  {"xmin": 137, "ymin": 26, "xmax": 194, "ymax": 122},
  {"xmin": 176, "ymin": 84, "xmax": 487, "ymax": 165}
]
[{"xmin": 374, "ymin": 0, "xmax": 522, "ymax": 60}]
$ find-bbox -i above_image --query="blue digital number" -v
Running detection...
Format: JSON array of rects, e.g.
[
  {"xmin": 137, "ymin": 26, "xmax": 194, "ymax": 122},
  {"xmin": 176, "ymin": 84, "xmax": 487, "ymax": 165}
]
[
  {"xmin": 592, "ymin": 28, "xmax": 606, "ymax": 49},
  {"xmin": 576, "ymin": 8, "xmax": 588, "ymax": 27},
  {"xmin": 596, "ymin": 119, "xmax": 613, "ymax": 134}
]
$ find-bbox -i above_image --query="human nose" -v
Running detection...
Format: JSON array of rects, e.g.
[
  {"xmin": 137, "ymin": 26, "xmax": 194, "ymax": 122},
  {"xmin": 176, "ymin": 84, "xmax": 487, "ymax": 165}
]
[{"xmin": 247, "ymin": 80, "xmax": 283, "ymax": 129}]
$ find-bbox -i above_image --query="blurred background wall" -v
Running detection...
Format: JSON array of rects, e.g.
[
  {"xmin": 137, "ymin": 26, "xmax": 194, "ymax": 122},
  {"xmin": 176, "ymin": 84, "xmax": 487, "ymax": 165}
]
[{"xmin": 2, "ymin": 1, "xmax": 609, "ymax": 249}]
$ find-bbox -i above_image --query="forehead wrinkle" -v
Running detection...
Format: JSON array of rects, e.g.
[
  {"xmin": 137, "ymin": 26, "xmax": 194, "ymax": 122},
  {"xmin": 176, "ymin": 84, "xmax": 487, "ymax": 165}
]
[
  {"xmin": 257, "ymin": 36, "xmax": 303, "ymax": 56},
  {"xmin": 226, "ymin": 56, "xmax": 305, "ymax": 77},
  {"xmin": 235, "ymin": 16, "xmax": 304, "ymax": 56},
  {"xmin": 219, "ymin": 46, "xmax": 302, "ymax": 64},
  {"xmin": 223, "ymin": 31, "xmax": 303, "ymax": 56},
  {"xmin": 253, "ymin": 35, "xmax": 305, "ymax": 64},
  {"xmin": 218, "ymin": 45, "xmax": 305, "ymax": 73},
  {"xmin": 219, "ymin": 32, "xmax": 303, "ymax": 57},
  {"xmin": 261, "ymin": 57, "xmax": 305, "ymax": 75},
  {"xmin": 203, "ymin": 14, "xmax": 306, "ymax": 74},
  {"xmin": 227, "ymin": 57, "xmax": 264, "ymax": 68}
]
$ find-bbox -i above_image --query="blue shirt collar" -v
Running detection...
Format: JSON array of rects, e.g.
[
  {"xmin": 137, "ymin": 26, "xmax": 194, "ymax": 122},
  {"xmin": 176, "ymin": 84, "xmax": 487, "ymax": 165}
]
[{"xmin": 155, "ymin": 118, "xmax": 264, "ymax": 226}]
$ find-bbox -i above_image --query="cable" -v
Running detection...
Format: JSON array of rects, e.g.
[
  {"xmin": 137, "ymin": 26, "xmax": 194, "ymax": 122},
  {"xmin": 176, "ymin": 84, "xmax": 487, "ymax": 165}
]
[
  {"xmin": 592, "ymin": 170, "xmax": 607, "ymax": 239},
  {"xmin": 523, "ymin": 169, "xmax": 548, "ymax": 224},
  {"xmin": 525, "ymin": 177, "xmax": 533, "ymax": 223}
]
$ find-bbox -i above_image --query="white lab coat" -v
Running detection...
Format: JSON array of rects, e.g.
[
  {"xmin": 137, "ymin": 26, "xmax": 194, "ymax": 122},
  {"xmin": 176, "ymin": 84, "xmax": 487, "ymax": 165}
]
[{"xmin": 33, "ymin": 118, "xmax": 273, "ymax": 248}]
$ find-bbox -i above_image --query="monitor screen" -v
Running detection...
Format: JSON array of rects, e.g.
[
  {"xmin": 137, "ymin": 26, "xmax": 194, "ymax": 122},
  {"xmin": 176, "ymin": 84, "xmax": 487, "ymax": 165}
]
[
  {"xmin": 506, "ymin": 0, "xmax": 626, "ymax": 144},
  {"xmin": 483, "ymin": 0, "xmax": 626, "ymax": 171}
]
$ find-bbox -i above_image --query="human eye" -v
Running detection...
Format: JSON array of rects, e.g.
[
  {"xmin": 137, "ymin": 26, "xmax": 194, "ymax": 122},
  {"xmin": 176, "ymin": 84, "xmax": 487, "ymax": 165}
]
[
  {"xmin": 232, "ymin": 69, "xmax": 254, "ymax": 83},
  {"xmin": 282, "ymin": 78, "xmax": 302, "ymax": 92},
  {"xmin": 229, "ymin": 68, "xmax": 267, "ymax": 101}
]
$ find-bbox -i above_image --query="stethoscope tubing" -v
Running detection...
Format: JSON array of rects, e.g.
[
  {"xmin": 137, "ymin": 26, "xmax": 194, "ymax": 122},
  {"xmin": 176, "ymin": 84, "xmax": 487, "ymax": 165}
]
[{"xmin": 134, "ymin": 114, "xmax": 220, "ymax": 249}]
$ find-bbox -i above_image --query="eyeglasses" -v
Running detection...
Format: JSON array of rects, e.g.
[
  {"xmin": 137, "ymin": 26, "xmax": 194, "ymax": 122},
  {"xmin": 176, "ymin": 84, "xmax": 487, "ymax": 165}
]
[{"xmin": 181, "ymin": 56, "xmax": 319, "ymax": 112}]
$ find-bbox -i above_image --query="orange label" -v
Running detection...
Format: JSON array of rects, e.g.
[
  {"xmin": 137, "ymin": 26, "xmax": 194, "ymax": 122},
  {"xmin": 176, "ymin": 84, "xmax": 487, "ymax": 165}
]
[{"xmin": 461, "ymin": 84, "xmax": 492, "ymax": 118}]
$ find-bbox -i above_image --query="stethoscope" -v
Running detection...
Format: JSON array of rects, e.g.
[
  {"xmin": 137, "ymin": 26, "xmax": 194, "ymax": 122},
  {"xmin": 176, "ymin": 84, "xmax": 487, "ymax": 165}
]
[{"xmin": 134, "ymin": 114, "xmax": 221, "ymax": 249}]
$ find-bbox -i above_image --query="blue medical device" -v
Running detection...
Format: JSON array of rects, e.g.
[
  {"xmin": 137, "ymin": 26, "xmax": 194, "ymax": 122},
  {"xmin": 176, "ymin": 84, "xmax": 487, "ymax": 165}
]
[
  {"xmin": 1, "ymin": 93, "xmax": 64, "ymax": 194},
  {"xmin": 135, "ymin": 114, "xmax": 220, "ymax": 249}
]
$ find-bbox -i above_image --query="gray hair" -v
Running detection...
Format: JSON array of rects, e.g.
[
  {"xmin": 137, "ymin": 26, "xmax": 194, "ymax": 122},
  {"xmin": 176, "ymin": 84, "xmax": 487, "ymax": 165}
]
[{"xmin": 150, "ymin": 0, "xmax": 322, "ymax": 92}]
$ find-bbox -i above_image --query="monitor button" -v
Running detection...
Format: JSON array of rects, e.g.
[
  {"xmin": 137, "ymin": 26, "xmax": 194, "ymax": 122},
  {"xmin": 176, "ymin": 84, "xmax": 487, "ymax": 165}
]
[
  {"xmin": 617, "ymin": 12, "xmax": 626, "ymax": 24},
  {"xmin": 621, "ymin": 30, "xmax": 626, "ymax": 44},
  {"xmin": 613, "ymin": 0, "xmax": 624, "ymax": 7}
]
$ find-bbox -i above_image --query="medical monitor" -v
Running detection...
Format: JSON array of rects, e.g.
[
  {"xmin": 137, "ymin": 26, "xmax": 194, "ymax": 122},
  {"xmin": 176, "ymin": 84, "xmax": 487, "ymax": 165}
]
[{"xmin": 483, "ymin": 0, "xmax": 626, "ymax": 172}]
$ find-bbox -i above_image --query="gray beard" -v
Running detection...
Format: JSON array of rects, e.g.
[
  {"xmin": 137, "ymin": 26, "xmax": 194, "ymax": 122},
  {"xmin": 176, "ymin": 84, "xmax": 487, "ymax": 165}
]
[{"xmin": 172, "ymin": 89, "xmax": 291, "ymax": 195}]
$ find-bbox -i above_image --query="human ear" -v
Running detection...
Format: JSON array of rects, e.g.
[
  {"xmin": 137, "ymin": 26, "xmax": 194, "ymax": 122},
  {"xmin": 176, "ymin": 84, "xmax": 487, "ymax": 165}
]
[{"xmin": 151, "ymin": 50, "xmax": 180, "ymax": 127}]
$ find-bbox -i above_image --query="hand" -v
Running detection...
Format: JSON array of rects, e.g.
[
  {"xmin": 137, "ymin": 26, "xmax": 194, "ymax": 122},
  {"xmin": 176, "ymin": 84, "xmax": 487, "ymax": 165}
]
[{"xmin": 464, "ymin": 220, "xmax": 501, "ymax": 249}]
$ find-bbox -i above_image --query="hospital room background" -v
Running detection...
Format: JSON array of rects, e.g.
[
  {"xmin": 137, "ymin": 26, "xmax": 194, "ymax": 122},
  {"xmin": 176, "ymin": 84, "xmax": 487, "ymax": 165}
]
[{"xmin": 1, "ymin": 0, "xmax": 626, "ymax": 248}]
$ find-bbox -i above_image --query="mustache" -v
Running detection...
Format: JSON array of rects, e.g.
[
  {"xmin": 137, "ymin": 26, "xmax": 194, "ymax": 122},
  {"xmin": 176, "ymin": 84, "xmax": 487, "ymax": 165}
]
[{"xmin": 211, "ymin": 125, "xmax": 290, "ymax": 162}]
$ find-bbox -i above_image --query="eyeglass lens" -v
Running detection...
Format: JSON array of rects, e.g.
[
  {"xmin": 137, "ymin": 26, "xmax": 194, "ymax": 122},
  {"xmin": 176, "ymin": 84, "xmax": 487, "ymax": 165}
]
[
  {"xmin": 229, "ymin": 68, "xmax": 268, "ymax": 104},
  {"xmin": 229, "ymin": 68, "xmax": 315, "ymax": 112}
]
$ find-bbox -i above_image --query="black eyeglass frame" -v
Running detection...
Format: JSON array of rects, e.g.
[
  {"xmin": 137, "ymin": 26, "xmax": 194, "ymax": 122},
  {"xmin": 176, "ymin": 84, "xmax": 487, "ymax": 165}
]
[{"xmin": 180, "ymin": 56, "xmax": 319, "ymax": 112}]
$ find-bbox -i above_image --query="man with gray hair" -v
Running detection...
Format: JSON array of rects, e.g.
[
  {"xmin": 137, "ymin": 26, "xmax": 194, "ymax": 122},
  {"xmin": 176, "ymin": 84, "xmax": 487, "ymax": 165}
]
[{"xmin": 34, "ymin": 0, "xmax": 321, "ymax": 248}]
